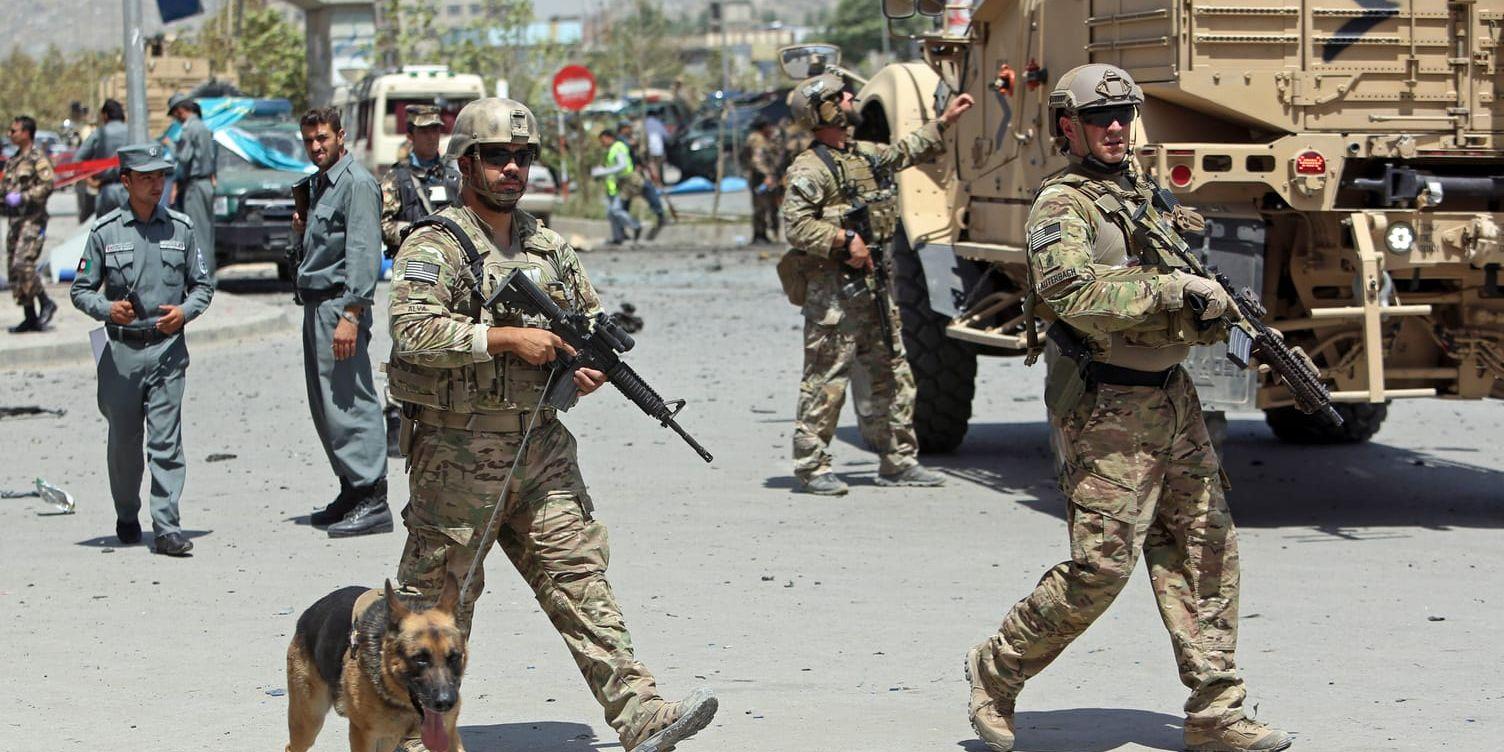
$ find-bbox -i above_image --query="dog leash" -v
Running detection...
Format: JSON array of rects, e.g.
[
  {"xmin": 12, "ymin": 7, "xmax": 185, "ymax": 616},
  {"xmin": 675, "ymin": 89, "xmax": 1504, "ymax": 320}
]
[{"xmin": 456, "ymin": 367, "xmax": 560, "ymax": 614}]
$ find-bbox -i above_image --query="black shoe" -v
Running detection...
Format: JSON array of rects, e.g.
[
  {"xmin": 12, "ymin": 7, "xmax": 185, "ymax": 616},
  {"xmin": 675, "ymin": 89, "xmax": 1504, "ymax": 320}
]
[
  {"xmin": 116, "ymin": 519, "xmax": 142, "ymax": 544},
  {"xmin": 385, "ymin": 407, "xmax": 403, "ymax": 459},
  {"xmin": 309, "ymin": 478, "xmax": 358, "ymax": 527},
  {"xmin": 8, "ymin": 305, "xmax": 38, "ymax": 334},
  {"xmin": 328, "ymin": 481, "xmax": 393, "ymax": 538},
  {"xmin": 153, "ymin": 532, "xmax": 194, "ymax": 556},
  {"xmin": 633, "ymin": 225, "xmax": 643, "ymax": 242},
  {"xmin": 647, "ymin": 214, "xmax": 666, "ymax": 240},
  {"xmin": 36, "ymin": 295, "xmax": 56, "ymax": 328}
]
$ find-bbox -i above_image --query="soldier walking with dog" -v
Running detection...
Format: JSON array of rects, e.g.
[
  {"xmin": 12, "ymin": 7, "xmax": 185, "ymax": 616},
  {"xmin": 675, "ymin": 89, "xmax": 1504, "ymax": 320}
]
[
  {"xmin": 779, "ymin": 74, "xmax": 972, "ymax": 495},
  {"xmin": 70, "ymin": 144, "xmax": 214, "ymax": 556},
  {"xmin": 387, "ymin": 97, "xmax": 717, "ymax": 752},
  {"xmin": 963, "ymin": 65, "xmax": 1291, "ymax": 752}
]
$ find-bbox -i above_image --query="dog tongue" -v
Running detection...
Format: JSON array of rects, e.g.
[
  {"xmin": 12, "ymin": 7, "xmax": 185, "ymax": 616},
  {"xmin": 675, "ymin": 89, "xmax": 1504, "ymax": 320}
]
[{"xmin": 421, "ymin": 708, "xmax": 449, "ymax": 752}]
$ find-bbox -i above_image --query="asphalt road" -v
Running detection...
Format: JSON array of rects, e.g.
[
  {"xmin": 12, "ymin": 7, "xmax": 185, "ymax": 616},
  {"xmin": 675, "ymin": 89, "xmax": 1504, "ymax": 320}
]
[{"xmin": 1, "ymin": 244, "xmax": 1500, "ymax": 751}]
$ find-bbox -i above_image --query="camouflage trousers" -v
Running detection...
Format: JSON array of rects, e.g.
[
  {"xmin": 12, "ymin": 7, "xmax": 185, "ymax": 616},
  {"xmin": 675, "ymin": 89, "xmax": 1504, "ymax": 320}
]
[
  {"xmin": 972, "ymin": 368, "xmax": 1247, "ymax": 730},
  {"xmin": 6, "ymin": 214, "xmax": 47, "ymax": 305},
  {"xmin": 750, "ymin": 181, "xmax": 781, "ymax": 240},
  {"xmin": 396, "ymin": 417, "xmax": 663, "ymax": 739},
  {"xmin": 793, "ymin": 267, "xmax": 918, "ymax": 479}
]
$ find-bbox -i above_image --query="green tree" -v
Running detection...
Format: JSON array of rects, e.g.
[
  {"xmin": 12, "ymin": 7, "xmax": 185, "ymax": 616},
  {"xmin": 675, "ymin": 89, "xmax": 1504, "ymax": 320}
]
[
  {"xmin": 235, "ymin": 8, "xmax": 308, "ymax": 109},
  {"xmin": 0, "ymin": 47, "xmax": 120, "ymax": 135},
  {"xmin": 820, "ymin": 0, "xmax": 928, "ymax": 65},
  {"xmin": 173, "ymin": 0, "xmax": 307, "ymax": 107},
  {"xmin": 587, "ymin": 0, "xmax": 682, "ymax": 97}
]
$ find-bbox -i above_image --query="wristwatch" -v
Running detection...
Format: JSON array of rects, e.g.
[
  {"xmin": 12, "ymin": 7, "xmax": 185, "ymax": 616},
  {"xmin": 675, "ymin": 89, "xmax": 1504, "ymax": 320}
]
[
  {"xmin": 844, "ymin": 229, "xmax": 857, "ymax": 248},
  {"xmin": 340, "ymin": 310, "xmax": 361, "ymax": 325}
]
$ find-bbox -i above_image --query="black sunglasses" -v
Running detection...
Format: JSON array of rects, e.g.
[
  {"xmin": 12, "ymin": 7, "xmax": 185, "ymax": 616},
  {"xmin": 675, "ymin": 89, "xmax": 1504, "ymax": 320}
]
[
  {"xmin": 474, "ymin": 146, "xmax": 535, "ymax": 168},
  {"xmin": 1079, "ymin": 106, "xmax": 1136, "ymax": 128}
]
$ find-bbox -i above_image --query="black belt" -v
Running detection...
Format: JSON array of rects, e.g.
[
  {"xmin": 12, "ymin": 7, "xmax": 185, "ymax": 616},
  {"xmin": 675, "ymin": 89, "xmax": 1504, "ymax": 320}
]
[
  {"xmin": 106, "ymin": 324, "xmax": 170, "ymax": 344},
  {"xmin": 1088, "ymin": 362, "xmax": 1178, "ymax": 388},
  {"xmin": 298, "ymin": 286, "xmax": 345, "ymax": 303}
]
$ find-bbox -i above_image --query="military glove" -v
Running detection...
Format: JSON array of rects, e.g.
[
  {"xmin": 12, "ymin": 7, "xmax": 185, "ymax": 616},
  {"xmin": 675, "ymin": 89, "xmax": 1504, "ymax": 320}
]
[{"xmin": 1169, "ymin": 271, "xmax": 1231, "ymax": 320}]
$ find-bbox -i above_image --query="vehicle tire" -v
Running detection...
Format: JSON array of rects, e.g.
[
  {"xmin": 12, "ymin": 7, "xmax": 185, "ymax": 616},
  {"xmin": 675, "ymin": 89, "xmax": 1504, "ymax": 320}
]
[
  {"xmin": 1263, "ymin": 402, "xmax": 1387, "ymax": 444},
  {"xmin": 892, "ymin": 226, "xmax": 976, "ymax": 453}
]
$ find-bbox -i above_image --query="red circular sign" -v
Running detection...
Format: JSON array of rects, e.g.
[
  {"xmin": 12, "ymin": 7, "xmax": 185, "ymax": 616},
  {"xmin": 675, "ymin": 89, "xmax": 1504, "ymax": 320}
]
[{"xmin": 552, "ymin": 65, "xmax": 597, "ymax": 112}]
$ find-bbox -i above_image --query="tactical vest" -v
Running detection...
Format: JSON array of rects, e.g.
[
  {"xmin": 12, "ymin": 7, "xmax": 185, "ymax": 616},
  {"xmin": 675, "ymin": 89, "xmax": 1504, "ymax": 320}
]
[
  {"xmin": 1023, "ymin": 167, "xmax": 1204, "ymax": 361},
  {"xmin": 1042, "ymin": 169, "xmax": 1194, "ymax": 271},
  {"xmin": 386, "ymin": 211, "xmax": 575, "ymax": 416},
  {"xmin": 392, "ymin": 161, "xmax": 461, "ymax": 224},
  {"xmin": 812, "ymin": 143, "xmax": 899, "ymax": 243}
]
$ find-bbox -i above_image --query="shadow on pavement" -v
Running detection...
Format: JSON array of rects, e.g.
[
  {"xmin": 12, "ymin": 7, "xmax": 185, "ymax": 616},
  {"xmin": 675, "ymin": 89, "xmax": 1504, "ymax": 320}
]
[
  {"xmin": 955, "ymin": 707, "xmax": 1184, "ymax": 752},
  {"xmin": 74, "ymin": 528, "xmax": 213, "ymax": 547},
  {"xmin": 460, "ymin": 720, "xmax": 610, "ymax": 750},
  {"xmin": 843, "ymin": 418, "xmax": 1504, "ymax": 530}
]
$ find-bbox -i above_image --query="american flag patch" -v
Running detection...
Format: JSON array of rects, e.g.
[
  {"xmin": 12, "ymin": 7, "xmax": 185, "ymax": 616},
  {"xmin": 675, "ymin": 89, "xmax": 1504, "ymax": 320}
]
[
  {"xmin": 1027, "ymin": 222, "xmax": 1063, "ymax": 253},
  {"xmin": 403, "ymin": 260, "xmax": 441, "ymax": 285}
]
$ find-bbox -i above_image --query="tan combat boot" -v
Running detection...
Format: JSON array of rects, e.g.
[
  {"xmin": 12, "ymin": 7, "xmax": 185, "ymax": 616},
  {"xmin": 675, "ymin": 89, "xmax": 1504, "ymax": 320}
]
[
  {"xmin": 622, "ymin": 687, "xmax": 719, "ymax": 752},
  {"xmin": 965, "ymin": 644, "xmax": 1016, "ymax": 752},
  {"xmin": 1184, "ymin": 717, "xmax": 1293, "ymax": 752}
]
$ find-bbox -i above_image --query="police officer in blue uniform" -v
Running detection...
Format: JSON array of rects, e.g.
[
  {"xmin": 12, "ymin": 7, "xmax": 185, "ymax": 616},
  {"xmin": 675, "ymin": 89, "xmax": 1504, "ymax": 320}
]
[{"xmin": 70, "ymin": 144, "xmax": 215, "ymax": 556}]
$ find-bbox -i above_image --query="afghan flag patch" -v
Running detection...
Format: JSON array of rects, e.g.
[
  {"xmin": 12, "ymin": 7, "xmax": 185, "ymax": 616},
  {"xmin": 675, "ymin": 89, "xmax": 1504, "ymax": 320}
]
[{"xmin": 76, "ymin": 258, "xmax": 91, "ymax": 274}]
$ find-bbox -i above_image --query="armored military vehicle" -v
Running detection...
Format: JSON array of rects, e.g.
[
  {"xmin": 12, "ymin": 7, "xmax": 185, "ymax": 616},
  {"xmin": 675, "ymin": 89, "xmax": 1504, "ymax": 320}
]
[{"xmin": 796, "ymin": 0, "xmax": 1504, "ymax": 451}]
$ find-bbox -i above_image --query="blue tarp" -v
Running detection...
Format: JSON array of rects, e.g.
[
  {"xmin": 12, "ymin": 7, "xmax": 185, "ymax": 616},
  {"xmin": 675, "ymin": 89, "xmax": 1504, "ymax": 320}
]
[
  {"xmin": 162, "ymin": 97, "xmax": 256, "ymax": 141},
  {"xmin": 162, "ymin": 97, "xmax": 314, "ymax": 174},
  {"xmin": 216, "ymin": 127, "xmax": 316, "ymax": 174},
  {"xmin": 666, "ymin": 176, "xmax": 748, "ymax": 194}
]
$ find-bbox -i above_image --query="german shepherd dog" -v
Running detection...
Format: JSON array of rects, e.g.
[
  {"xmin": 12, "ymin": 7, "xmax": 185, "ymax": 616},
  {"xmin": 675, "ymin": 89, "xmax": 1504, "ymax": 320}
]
[{"xmin": 285, "ymin": 574, "xmax": 467, "ymax": 752}]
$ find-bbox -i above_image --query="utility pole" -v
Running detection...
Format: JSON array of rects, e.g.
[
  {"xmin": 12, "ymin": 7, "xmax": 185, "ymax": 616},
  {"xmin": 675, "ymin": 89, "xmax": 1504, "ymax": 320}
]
[
  {"xmin": 123, "ymin": 0, "xmax": 148, "ymax": 142},
  {"xmin": 709, "ymin": 1, "xmax": 728, "ymax": 221}
]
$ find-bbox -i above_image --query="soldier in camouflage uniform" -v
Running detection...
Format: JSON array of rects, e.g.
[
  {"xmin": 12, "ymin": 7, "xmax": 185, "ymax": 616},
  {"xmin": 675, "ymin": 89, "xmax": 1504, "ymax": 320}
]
[
  {"xmin": 744, "ymin": 117, "xmax": 783, "ymax": 244},
  {"xmin": 964, "ymin": 65, "xmax": 1292, "ymax": 752},
  {"xmin": 780, "ymin": 74, "xmax": 973, "ymax": 495},
  {"xmin": 379, "ymin": 104, "xmax": 461, "ymax": 457},
  {"xmin": 3, "ymin": 116, "xmax": 58, "ymax": 333},
  {"xmin": 387, "ymin": 98, "xmax": 717, "ymax": 752},
  {"xmin": 380, "ymin": 105, "xmax": 460, "ymax": 253}
]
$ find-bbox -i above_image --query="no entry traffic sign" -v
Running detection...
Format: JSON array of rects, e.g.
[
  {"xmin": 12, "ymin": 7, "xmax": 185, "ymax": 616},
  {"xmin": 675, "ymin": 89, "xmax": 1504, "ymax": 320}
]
[{"xmin": 552, "ymin": 65, "xmax": 597, "ymax": 112}]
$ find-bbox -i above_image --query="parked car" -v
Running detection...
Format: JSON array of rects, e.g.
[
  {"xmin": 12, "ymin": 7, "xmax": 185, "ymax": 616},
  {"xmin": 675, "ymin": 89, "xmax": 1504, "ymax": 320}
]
[
  {"xmin": 211, "ymin": 120, "xmax": 310, "ymax": 278},
  {"xmin": 579, "ymin": 89, "xmax": 692, "ymax": 137},
  {"xmin": 667, "ymin": 89, "xmax": 791, "ymax": 181}
]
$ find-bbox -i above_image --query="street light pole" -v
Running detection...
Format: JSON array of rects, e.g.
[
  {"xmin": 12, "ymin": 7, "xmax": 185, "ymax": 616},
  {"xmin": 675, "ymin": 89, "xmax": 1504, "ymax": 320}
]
[{"xmin": 123, "ymin": 0, "xmax": 149, "ymax": 142}]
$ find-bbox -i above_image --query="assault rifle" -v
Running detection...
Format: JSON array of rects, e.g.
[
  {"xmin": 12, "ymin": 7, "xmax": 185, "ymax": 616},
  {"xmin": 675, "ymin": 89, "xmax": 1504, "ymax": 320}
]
[
  {"xmin": 486, "ymin": 270, "xmax": 714, "ymax": 462},
  {"xmin": 838, "ymin": 201, "xmax": 897, "ymax": 358},
  {"xmin": 1143, "ymin": 184, "xmax": 1343, "ymax": 427},
  {"xmin": 288, "ymin": 178, "xmax": 310, "ymax": 305}
]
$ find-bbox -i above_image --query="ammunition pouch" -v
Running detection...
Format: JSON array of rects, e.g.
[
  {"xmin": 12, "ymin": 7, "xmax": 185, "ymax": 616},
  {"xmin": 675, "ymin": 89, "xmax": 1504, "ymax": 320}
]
[
  {"xmin": 777, "ymin": 249, "xmax": 810, "ymax": 306},
  {"xmin": 1043, "ymin": 323, "xmax": 1093, "ymax": 415},
  {"xmin": 386, "ymin": 354, "xmax": 553, "ymax": 414}
]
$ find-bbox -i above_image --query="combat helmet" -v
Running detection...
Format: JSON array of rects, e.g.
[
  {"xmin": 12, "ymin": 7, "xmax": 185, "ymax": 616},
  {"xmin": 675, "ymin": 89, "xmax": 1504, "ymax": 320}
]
[
  {"xmin": 447, "ymin": 98, "xmax": 539, "ymax": 210},
  {"xmin": 446, "ymin": 97, "xmax": 540, "ymax": 160},
  {"xmin": 788, "ymin": 73, "xmax": 850, "ymax": 131},
  {"xmin": 1048, "ymin": 64, "xmax": 1143, "ymax": 169}
]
